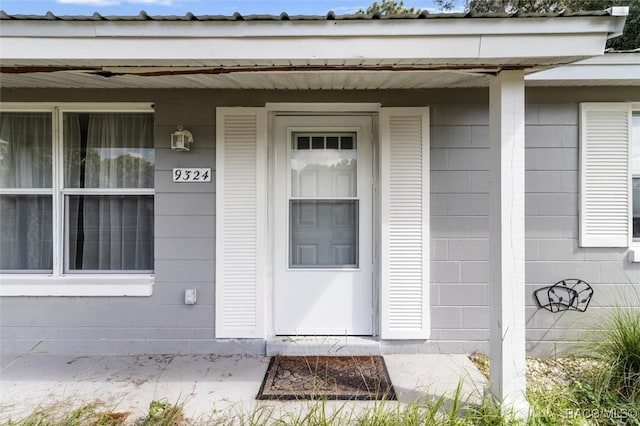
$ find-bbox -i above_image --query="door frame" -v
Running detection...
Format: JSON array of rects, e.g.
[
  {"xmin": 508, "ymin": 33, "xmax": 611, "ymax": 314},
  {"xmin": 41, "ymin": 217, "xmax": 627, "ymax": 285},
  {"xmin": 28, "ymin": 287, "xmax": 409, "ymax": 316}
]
[{"xmin": 265, "ymin": 103, "xmax": 382, "ymax": 337}]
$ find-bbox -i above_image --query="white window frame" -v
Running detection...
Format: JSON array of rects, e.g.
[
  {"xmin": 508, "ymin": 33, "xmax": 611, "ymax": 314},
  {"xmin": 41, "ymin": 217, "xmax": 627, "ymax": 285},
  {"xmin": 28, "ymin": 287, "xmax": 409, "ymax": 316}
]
[{"xmin": 0, "ymin": 102, "xmax": 154, "ymax": 296}]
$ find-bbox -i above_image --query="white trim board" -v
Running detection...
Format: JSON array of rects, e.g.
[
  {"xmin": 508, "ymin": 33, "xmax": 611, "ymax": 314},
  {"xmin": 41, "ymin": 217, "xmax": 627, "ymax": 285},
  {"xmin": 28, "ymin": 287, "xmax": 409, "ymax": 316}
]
[
  {"xmin": 266, "ymin": 103, "xmax": 382, "ymax": 113},
  {"xmin": 0, "ymin": 277, "xmax": 154, "ymax": 296}
]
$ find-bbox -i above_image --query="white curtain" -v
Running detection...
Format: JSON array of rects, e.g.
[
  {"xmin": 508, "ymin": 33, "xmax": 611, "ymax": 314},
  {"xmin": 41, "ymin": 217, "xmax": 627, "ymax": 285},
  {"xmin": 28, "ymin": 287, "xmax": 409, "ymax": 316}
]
[
  {"xmin": 0, "ymin": 113, "xmax": 53, "ymax": 271},
  {"xmin": 0, "ymin": 112, "xmax": 52, "ymax": 188},
  {"xmin": 65, "ymin": 113, "xmax": 154, "ymax": 271},
  {"xmin": 67, "ymin": 195, "xmax": 154, "ymax": 270}
]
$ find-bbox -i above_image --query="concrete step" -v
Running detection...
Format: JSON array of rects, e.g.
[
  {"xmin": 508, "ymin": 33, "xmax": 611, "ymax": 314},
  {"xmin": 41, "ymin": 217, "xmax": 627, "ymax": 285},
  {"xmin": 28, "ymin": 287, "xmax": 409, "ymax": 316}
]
[{"xmin": 266, "ymin": 336, "xmax": 381, "ymax": 356}]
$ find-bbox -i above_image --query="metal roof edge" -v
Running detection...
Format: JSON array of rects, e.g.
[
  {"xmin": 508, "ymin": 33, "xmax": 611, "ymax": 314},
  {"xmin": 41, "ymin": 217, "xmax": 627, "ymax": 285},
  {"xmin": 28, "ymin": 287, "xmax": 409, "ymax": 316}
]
[{"xmin": 0, "ymin": 9, "xmax": 616, "ymax": 22}]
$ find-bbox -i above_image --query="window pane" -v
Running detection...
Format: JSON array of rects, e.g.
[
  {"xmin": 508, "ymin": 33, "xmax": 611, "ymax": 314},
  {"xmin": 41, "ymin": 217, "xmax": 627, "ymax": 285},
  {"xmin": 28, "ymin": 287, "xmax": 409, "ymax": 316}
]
[
  {"xmin": 634, "ymin": 114, "xmax": 640, "ymax": 240},
  {"xmin": 297, "ymin": 136, "xmax": 310, "ymax": 150},
  {"xmin": 341, "ymin": 136, "xmax": 354, "ymax": 150},
  {"xmin": 634, "ymin": 178, "xmax": 640, "ymax": 240},
  {"xmin": 326, "ymin": 136, "xmax": 339, "ymax": 149},
  {"xmin": 64, "ymin": 112, "xmax": 154, "ymax": 189},
  {"xmin": 67, "ymin": 195, "xmax": 154, "ymax": 271},
  {"xmin": 0, "ymin": 112, "xmax": 52, "ymax": 188},
  {"xmin": 0, "ymin": 195, "xmax": 53, "ymax": 271},
  {"xmin": 291, "ymin": 133, "xmax": 357, "ymax": 198},
  {"xmin": 290, "ymin": 200, "xmax": 358, "ymax": 267},
  {"xmin": 312, "ymin": 136, "xmax": 325, "ymax": 150},
  {"xmin": 632, "ymin": 114, "xmax": 640, "ymax": 175}
]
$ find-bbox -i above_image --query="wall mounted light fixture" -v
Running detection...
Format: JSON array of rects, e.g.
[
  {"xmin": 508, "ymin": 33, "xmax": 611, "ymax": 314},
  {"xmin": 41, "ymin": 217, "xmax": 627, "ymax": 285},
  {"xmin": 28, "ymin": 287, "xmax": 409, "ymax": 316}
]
[{"xmin": 171, "ymin": 126, "xmax": 194, "ymax": 152}]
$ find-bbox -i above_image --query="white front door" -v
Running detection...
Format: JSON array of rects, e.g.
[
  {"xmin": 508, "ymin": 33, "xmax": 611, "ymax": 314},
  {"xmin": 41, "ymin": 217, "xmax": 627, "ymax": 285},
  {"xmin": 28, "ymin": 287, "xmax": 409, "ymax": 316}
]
[{"xmin": 273, "ymin": 115, "xmax": 374, "ymax": 335}]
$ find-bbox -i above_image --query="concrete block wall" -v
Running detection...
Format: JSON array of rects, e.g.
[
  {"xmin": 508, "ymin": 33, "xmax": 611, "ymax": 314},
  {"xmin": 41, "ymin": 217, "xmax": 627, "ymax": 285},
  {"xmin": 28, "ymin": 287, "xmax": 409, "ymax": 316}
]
[
  {"xmin": 426, "ymin": 101, "xmax": 640, "ymax": 357},
  {"xmin": 152, "ymin": 100, "xmax": 217, "ymax": 352},
  {"xmin": 423, "ymin": 103, "xmax": 491, "ymax": 355},
  {"xmin": 1, "ymin": 88, "xmax": 639, "ymax": 356},
  {"xmin": 524, "ymin": 102, "xmax": 640, "ymax": 356}
]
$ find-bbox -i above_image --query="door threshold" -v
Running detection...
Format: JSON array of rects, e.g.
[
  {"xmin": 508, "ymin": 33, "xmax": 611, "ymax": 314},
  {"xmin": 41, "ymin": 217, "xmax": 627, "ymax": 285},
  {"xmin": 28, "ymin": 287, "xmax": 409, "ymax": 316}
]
[{"xmin": 266, "ymin": 336, "xmax": 381, "ymax": 356}]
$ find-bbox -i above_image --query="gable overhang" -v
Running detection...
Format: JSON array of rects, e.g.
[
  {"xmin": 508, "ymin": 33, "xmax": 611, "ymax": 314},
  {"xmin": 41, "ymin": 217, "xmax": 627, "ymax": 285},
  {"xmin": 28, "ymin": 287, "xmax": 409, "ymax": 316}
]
[
  {"xmin": 526, "ymin": 52, "xmax": 640, "ymax": 86},
  {"xmin": 0, "ymin": 10, "xmax": 629, "ymax": 89}
]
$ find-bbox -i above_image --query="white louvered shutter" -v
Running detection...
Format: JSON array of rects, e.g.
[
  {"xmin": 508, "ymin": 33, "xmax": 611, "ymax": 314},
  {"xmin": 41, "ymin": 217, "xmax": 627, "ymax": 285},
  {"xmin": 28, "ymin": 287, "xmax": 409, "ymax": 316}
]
[
  {"xmin": 580, "ymin": 103, "xmax": 631, "ymax": 247},
  {"xmin": 380, "ymin": 108, "xmax": 430, "ymax": 339},
  {"xmin": 215, "ymin": 108, "xmax": 267, "ymax": 338}
]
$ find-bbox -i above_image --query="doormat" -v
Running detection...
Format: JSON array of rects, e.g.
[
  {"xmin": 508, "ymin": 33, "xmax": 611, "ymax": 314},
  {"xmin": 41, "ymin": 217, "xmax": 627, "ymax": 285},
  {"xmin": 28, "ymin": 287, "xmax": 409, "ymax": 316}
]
[{"xmin": 256, "ymin": 355, "xmax": 396, "ymax": 400}]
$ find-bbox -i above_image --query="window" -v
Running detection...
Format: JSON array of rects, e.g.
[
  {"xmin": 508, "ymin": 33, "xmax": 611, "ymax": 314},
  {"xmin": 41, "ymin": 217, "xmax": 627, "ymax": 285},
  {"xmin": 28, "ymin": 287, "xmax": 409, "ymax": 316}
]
[
  {"xmin": 580, "ymin": 102, "xmax": 639, "ymax": 249},
  {"xmin": 0, "ymin": 104, "xmax": 154, "ymax": 290},
  {"xmin": 632, "ymin": 112, "xmax": 640, "ymax": 242},
  {"xmin": 0, "ymin": 112, "xmax": 53, "ymax": 272},
  {"xmin": 289, "ymin": 132, "xmax": 358, "ymax": 268}
]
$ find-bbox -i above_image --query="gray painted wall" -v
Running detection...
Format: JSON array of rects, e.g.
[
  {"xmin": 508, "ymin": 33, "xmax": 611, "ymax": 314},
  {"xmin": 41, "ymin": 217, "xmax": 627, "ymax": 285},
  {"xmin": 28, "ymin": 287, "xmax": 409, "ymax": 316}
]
[
  {"xmin": 1, "ymin": 88, "xmax": 639, "ymax": 355},
  {"xmin": 427, "ymin": 100, "xmax": 640, "ymax": 357}
]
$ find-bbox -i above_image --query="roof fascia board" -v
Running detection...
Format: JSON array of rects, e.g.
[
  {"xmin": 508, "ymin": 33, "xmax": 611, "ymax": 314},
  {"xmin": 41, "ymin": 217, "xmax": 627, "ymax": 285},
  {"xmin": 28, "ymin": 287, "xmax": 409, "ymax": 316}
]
[
  {"xmin": 0, "ymin": 15, "xmax": 626, "ymax": 67},
  {"xmin": 562, "ymin": 52, "xmax": 640, "ymax": 65},
  {"xmin": 527, "ymin": 63, "xmax": 640, "ymax": 81},
  {"xmin": 527, "ymin": 53, "xmax": 640, "ymax": 81},
  {"xmin": 0, "ymin": 15, "xmax": 627, "ymax": 38},
  {"xmin": 0, "ymin": 34, "xmax": 611, "ymax": 62}
]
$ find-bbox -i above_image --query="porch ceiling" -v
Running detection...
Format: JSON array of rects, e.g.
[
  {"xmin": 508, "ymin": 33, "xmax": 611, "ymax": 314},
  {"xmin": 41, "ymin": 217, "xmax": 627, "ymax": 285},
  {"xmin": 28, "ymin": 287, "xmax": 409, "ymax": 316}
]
[
  {"xmin": 0, "ymin": 68, "xmax": 496, "ymax": 90},
  {"xmin": 0, "ymin": 9, "xmax": 629, "ymax": 90}
]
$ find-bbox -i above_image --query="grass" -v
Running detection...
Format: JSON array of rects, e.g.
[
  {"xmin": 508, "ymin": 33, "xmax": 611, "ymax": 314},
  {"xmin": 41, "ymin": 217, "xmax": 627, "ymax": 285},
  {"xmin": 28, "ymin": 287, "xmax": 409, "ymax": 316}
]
[
  {"xmin": 469, "ymin": 352, "xmax": 640, "ymax": 426},
  {"xmin": 4, "ymin": 362, "xmax": 636, "ymax": 426},
  {"xmin": 530, "ymin": 306, "xmax": 640, "ymax": 425},
  {"xmin": 5, "ymin": 372, "xmax": 637, "ymax": 425},
  {"xmin": 592, "ymin": 307, "xmax": 640, "ymax": 403},
  {"xmin": 4, "ymin": 401, "xmax": 131, "ymax": 426},
  {"xmin": 3, "ymin": 389, "xmax": 512, "ymax": 426},
  {"xmin": 226, "ymin": 381, "xmax": 515, "ymax": 426},
  {"xmin": 4, "ymin": 399, "xmax": 188, "ymax": 426}
]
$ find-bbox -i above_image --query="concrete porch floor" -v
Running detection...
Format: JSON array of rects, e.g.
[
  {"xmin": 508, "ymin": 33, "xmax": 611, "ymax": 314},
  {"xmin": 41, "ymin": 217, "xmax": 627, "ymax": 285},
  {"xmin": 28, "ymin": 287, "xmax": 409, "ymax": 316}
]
[{"xmin": 0, "ymin": 353, "xmax": 487, "ymax": 424}]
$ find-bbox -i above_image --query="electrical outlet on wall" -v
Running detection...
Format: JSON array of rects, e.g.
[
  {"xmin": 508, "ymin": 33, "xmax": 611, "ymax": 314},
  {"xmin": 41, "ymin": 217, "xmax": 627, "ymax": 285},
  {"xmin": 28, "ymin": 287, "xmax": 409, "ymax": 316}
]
[{"xmin": 185, "ymin": 289, "xmax": 197, "ymax": 305}]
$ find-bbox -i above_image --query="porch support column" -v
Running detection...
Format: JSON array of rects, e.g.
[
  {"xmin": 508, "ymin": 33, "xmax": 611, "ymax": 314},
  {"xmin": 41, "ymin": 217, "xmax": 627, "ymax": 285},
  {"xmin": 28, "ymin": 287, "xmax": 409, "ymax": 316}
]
[{"xmin": 488, "ymin": 70, "xmax": 529, "ymax": 419}]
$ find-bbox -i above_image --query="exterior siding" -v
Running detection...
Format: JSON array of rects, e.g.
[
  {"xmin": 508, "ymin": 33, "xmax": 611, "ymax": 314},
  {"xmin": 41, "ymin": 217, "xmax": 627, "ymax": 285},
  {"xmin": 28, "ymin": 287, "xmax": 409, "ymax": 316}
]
[
  {"xmin": 1, "ymin": 88, "xmax": 639, "ymax": 355},
  {"xmin": 427, "ymin": 100, "xmax": 640, "ymax": 357},
  {"xmin": 425, "ymin": 104, "xmax": 492, "ymax": 355}
]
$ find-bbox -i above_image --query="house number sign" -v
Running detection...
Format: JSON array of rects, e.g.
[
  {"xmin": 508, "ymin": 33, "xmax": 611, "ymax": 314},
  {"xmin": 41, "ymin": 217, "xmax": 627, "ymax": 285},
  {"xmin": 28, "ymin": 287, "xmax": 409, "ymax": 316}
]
[{"xmin": 173, "ymin": 168, "xmax": 212, "ymax": 182}]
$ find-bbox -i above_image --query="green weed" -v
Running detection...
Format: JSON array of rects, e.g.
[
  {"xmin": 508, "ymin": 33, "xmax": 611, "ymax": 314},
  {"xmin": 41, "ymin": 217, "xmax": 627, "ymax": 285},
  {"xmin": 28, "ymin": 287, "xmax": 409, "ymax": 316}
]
[
  {"xmin": 138, "ymin": 399, "xmax": 187, "ymax": 425},
  {"xmin": 592, "ymin": 307, "xmax": 640, "ymax": 403},
  {"xmin": 5, "ymin": 401, "xmax": 129, "ymax": 426}
]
